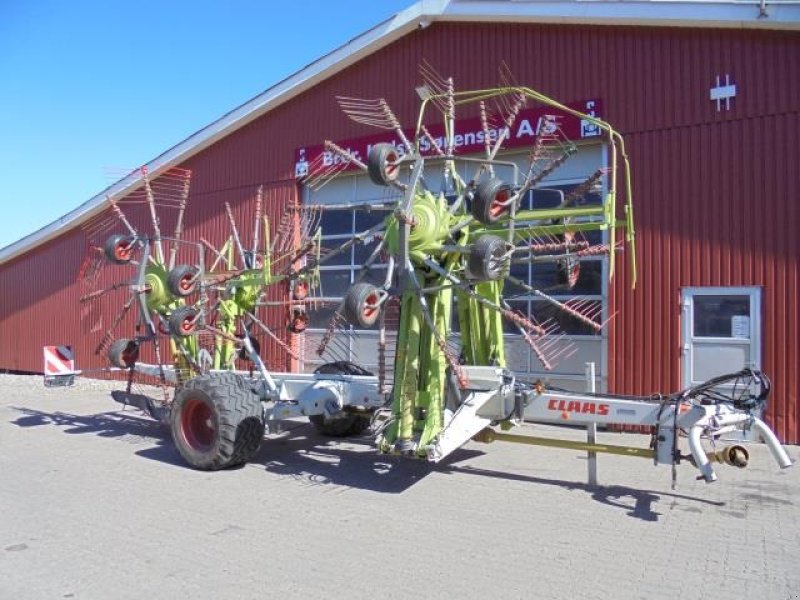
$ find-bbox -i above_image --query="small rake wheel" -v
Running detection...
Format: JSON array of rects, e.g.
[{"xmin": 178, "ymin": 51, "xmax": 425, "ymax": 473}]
[
  {"xmin": 167, "ymin": 265, "xmax": 200, "ymax": 297},
  {"xmin": 367, "ymin": 143, "xmax": 401, "ymax": 187},
  {"xmin": 469, "ymin": 235, "xmax": 509, "ymax": 282},
  {"xmin": 107, "ymin": 338, "xmax": 140, "ymax": 369},
  {"xmin": 104, "ymin": 234, "xmax": 136, "ymax": 265},
  {"xmin": 342, "ymin": 283, "xmax": 383, "ymax": 328},
  {"xmin": 169, "ymin": 305, "xmax": 200, "ymax": 337},
  {"xmin": 472, "ymin": 178, "xmax": 514, "ymax": 225}
]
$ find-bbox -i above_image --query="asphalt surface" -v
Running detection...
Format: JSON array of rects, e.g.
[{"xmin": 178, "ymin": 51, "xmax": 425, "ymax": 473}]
[{"xmin": 1, "ymin": 374, "xmax": 799, "ymax": 600}]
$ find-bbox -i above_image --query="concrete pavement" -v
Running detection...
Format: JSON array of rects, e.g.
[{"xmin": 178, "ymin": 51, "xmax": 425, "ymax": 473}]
[{"xmin": 1, "ymin": 374, "xmax": 798, "ymax": 600}]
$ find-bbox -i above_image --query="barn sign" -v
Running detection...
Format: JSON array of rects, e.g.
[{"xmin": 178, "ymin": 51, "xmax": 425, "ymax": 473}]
[{"xmin": 295, "ymin": 98, "xmax": 602, "ymax": 178}]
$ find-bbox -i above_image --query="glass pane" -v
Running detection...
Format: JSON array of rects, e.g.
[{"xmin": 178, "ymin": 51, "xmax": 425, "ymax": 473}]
[
  {"xmin": 530, "ymin": 261, "xmax": 558, "ymax": 290},
  {"xmin": 531, "ymin": 299, "xmax": 602, "ymax": 336},
  {"xmin": 361, "ymin": 267, "xmax": 389, "ymax": 287},
  {"xmin": 318, "ymin": 269, "xmax": 352, "ymax": 298},
  {"xmin": 319, "ymin": 209, "xmax": 353, "ymax": 236},
  {"xmin": 504, "ymin": 260, "xmax": 529, "ymax": 298},
  {"xmin": 355, "ymin": 208, "xmax": 390, "ymax": 231},
  {"xmin": 693, "ymin": 295, "xmax": 750, "ymax": 338},
  {"xmin": 353, "ymin": 240, "xmax": 387, "ymax": 266},
  {"xmin": 530, "ymin": 188, "xmax": 566, "ymax": 209},
  {"xmin": 307, "ymin": 303, "xmax": 338, "ymax": 330},
  {"xmin": 318, "ymin": 242, "xmax": 352, "ymax": 267},
  {"xmin": 569, "ymin": 259, "xmax": 603, "ymax": 295}
]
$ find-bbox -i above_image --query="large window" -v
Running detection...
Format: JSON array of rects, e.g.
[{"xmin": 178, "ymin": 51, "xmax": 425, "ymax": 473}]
[{"xmin": 302, "ymin": 145, "xmax": 608, "ymax": 390}]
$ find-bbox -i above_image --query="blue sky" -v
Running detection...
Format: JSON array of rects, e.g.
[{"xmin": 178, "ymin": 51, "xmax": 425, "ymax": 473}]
[{"xmin": 0, "ymin": 0, "xmax": 413, "ymax": 249}]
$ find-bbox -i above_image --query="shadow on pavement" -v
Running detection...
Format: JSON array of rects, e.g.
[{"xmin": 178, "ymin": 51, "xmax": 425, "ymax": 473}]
[
  {"xmin": 441, "ymin": 464, "xmax": 726, "ymax": 522},
  {"xmin": 10, "ymin": 406, "xmax": 165, "ymax": 440},
  {"xmin": 8, "ymin": 406, "xmax": 725, "ymax": 517},
  {"xmin": 250, "ymin": 427, "xmax": 483, "ymax": 494}
]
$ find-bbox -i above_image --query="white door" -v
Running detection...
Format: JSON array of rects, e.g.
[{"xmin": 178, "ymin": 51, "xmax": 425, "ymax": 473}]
[
  {"xmin": 681, "ymin": 287, "xmax": 762, "ymax": 439},
  {"xmin": 682, "ymin": 287, "xmax": 762, "ymax": 386}
]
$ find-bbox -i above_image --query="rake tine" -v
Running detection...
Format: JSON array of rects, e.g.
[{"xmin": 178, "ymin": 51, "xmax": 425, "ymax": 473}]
[{"xmin": 140, "ymin": 167, "xmax": 164, "ymax": 264}]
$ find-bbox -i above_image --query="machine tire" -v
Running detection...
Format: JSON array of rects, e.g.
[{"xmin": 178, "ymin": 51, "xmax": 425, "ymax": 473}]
[
  {"xmin": 367, "ymin": 143, "xmax": 401, "ymax": 186},
  {"xmin": 309, "ymin": 362, "xmax": 374, "ymax": 437},
  {"xmin": 104, "ymin": 234, "xmax": 136, "ymax": 265},
  {"xmin": 342, "ymin": 283, "xmax": 382, "ymax": 328},
  {"xmin": 309, "ymin": 413, "xmax": 371, "ymax": 437},
  {"xmin": 167, "ymin": 264, "xmax": 200, "ymax": 297},
  {"xmin": 471, "ymin": 178, "xmax": 513, "ymax": 224},
  {"xmin": 169, "ymin": 305, "xmax": 199, "ymax": 337},
  {"xmin": 107, "ymin": 338, "xmax": 139, "ymax": 369},
  {"xmin": 468, "ymin": 235, "xmax": 507, "ymax": 281},
  {"xmin": 171, "ymin": 372, "xmax": 264, "ymax": 470}
]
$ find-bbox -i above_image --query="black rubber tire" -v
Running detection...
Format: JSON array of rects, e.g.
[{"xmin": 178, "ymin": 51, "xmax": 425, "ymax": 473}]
[
  {"xmin": 309, "ymin": 413, "xmax": 371, "ymax": 437},
  {"xmin": 171, "ymin": 372, "xmax": 265, "ymax": 470},
  {"xmin": 314, "ymin": 361, "xmax": 373, "ymax": 376},
  {"xmin": 104, "ymin": 234, "xmax": 136, "ymax": 265},
  {"xmin": 468, "ymin": 235, "xmax": 507, "ymax": 281},
  {"xmin": 367, "ymin": 143, "xmax": 401, "ymax": 186},
  {"xmin": 107, "ymin": 338, "xmax": 139, "ymax": 369},
  {"xmin": 309, "ymin": 362, "xmax": 374, "ymax": 437},
  {"xmin": 169, "ymin": 305, "xmax": 199, "ymax": 337},
  {"xmin": 167, "ymin": 264, "xmax": 200, "ymax": 297},
  {"xmin": 471, "ymin": 178, "xmax": 513, "ymax": 224},
  {"xmin": 342, "ymin": 283, "xmax": 382, "ymax": 328}
]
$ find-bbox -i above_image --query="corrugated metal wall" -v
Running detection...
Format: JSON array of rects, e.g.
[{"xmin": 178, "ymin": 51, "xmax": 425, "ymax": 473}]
[{"xmin": 1, "ymin": 22, "xmax": 797, "ymax": 440}]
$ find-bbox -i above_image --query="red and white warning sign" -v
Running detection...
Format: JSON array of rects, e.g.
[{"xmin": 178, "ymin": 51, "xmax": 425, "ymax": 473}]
[{"xmin": 43, "ymin": 345, "xmax": 75, "ymax": 376}]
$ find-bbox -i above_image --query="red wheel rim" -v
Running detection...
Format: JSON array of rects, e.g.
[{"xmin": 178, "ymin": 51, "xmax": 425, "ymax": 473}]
[
  {"xmin": 384, "ymin": 152, "xmax": 398, "ymax": 180},
  {"xmin": 362, "ymin": 293, "xmax": 379, "ymax": 320},
  {"xmin": 293, "ymin": 281, "xmax": 309, "ymax": 301},
  {"xmin": 180, "ymin": 398, "xmax": 215, "ymax": 451},
  {"xmin": 181, "ymin": 314, "xmax": 196, "ymax": 334},
  {"xmin": 568, "ymin": 262, "xmax": 580, "ymax": 288},
  {"xmin": 489, "ymin": 189, "xmax": 509, "ymax": 218},
  {"xmin": 121, "ymin": 345, "xmax": 137, "ymax": 366},
  {"xmin": 114, "ymin": 242, "xmax": 132, "ymax": 261},
  {"xmin": 179, "ymin": 273, "xmax": 195, "ymax": 293}
]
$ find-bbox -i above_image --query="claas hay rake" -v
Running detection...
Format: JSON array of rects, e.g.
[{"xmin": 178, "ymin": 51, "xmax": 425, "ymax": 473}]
[{"xmin": 67, "ymin": 65, "xmax": 791, "ymax": 484}]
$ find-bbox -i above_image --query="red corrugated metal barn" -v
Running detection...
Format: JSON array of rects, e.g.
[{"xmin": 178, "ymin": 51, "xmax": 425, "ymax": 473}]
[{"xmin": 1, "ymin": 1, "xmax": 798, "ymax": 441}]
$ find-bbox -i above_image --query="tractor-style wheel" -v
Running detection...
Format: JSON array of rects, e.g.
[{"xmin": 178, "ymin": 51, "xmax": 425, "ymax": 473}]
[
  {"xmin": 104, "ymin": 234, "xmax": 136, "ymax": 265},
  {"xmin": 367, "ymin": 143, "xmax": 401, "ymax": 187},
  {"xmin": 167, "ymin": 264, "xmax": 200, "ymax": 297},
  {"xmin": 107, "ymin": 338, "xmax": 140, "ymax": 369},
  {"xmin": 309, "ymin": 362, "xmax": 374, "ymax": 437},
  {"xmin": 468, "ymin": 235, "xmax": 508, "ymax": 282},
  {"xmin": 171, "ymin": 372, "xmax": 265, "ymax": 470},
  {"xmin": 342, "ymin": 283, "xmax": 382, "ymax": 328},
  {"xmin": 472, "ymin": 178, "xmax": 513, "ymax": 225},
  {"xmin": 169, "ymin": 305, "xmax": 199, "ymax": 337}
]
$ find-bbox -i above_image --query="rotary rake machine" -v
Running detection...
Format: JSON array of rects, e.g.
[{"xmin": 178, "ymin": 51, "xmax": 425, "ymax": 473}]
[
  {"xmin": 70, "ymin": 67, "xmax": 791, "ymax": 484},
  {"xmin": 298, "ymin": 64, "xmax": 791, "ymax": 483},
  {"xmin": 78, "ymin": 167, "xmax": 385, "ymax": 468}
]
